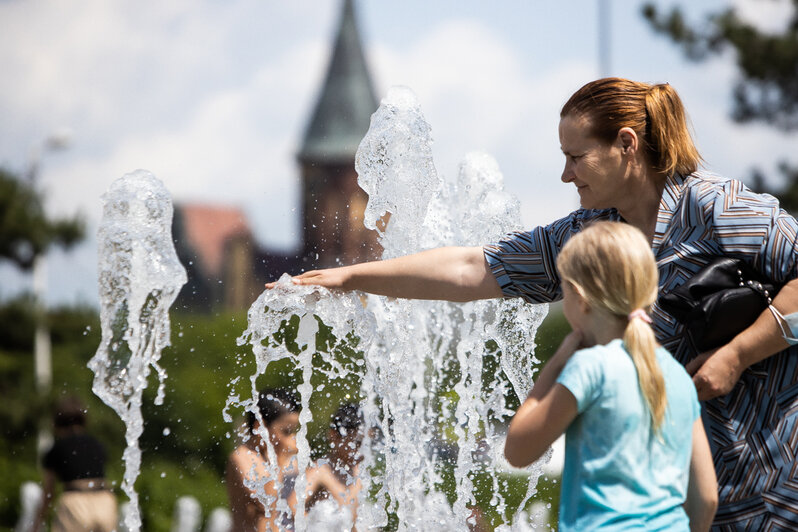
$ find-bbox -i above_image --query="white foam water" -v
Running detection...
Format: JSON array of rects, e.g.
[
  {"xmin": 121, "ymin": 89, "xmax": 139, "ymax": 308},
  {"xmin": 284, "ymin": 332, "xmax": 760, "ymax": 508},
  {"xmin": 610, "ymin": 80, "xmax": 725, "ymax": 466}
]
[
  {"xmin": 89, "ymin": 170, "xmax": 187, "ymax": 532},
  {"xmin": 235, "ymin": 86, "xmax": 549, "ymax": 530}
]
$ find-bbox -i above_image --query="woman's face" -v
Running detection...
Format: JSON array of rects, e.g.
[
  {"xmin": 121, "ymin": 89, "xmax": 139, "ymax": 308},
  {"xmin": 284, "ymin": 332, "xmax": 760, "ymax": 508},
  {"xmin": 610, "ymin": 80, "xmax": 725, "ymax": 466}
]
[
  {"xmin": 558, "ymin": 113, "xmax": 626, "ymax": 210},
  {"xmin": 266, "ymin": 412, "xmax": 300, "ymax": 456}
]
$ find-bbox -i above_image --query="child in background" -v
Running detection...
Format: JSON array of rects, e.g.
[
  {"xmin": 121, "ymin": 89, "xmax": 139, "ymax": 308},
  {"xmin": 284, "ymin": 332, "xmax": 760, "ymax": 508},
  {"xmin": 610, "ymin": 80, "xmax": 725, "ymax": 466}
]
[
  {"xmin": 227, "ymin": 388, "xmax": 302, "ymax": 532},
  {"xmin": 504, "ymin": 222, "xmax": 718, "ymax": 531},
  {"xmin": 227, "ymin": 388, "xmax": 351, "ymax": 532},
  {"xmin": 306, "ymin": 403, "xmax": 363, "ymax": 526}
]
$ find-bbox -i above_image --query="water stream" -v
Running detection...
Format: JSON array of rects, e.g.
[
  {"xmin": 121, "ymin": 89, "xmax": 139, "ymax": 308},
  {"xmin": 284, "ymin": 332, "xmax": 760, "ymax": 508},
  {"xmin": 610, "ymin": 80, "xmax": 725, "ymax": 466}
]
[
  {"xmin": 234, "ymin": 86, "xmax": 550, "ymax": 530},
  {"xmin": 89, "ymin": 169, "xmax": 187, "ymax": 532},
  {"xmin": 90, "ymin": 86, "xmax": 550, "ymax": 531}
]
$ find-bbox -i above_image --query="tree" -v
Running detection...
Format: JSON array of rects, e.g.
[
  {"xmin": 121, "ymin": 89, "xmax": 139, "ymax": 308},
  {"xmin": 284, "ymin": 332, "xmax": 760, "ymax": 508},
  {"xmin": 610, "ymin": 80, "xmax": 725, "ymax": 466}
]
[
  {"xmin": 642, "ymin": 1, "xmax": 798, "ymax": 211},
  {"xmin": 0, "ymin": 166, "xmax": 84, "ymax": 270},
  {"xmin": 0, "ymin": 166, "xmax": 87, "ymax": 525}
]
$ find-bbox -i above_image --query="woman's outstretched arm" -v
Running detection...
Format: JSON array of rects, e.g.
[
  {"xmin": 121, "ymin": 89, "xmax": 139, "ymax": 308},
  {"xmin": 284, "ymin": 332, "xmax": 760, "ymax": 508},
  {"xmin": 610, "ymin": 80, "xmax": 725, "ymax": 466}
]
[{"xmin": 267, "ymin": 246, "xmax": 503, "ymax": 302}]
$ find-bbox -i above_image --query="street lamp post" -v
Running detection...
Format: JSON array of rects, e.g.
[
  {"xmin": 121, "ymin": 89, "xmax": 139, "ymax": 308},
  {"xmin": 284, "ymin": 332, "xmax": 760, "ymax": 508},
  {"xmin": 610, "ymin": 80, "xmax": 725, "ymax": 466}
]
[
  {"xmin": 598, "ymin": 0, "xmax": 611, "ymax": 77},
  {"xmin": 28, "ymin": 130, "xmax": 72, "ymax": 456}
]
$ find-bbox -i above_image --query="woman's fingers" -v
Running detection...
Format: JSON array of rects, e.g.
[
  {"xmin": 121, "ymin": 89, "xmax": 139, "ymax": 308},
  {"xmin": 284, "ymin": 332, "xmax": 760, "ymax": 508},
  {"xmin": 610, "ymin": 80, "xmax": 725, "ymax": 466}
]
[
  {"xmin": 264, "ymin": 270, "xmax": 322, "ymax": 289},
  {"xmin": 264, "ymin": 267, "xmax": 350, "ymax": 290},
  {"xmin": 685, "ymin": 351, "xmax": 711, "ymax": 376}
]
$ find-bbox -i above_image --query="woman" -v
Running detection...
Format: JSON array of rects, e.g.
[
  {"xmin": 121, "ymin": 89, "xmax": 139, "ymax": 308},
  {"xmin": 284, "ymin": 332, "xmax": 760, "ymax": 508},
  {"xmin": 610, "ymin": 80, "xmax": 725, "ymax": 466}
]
[{"xmin": 269, "ymin": 78, "xmax": 798, "ymax": 528}]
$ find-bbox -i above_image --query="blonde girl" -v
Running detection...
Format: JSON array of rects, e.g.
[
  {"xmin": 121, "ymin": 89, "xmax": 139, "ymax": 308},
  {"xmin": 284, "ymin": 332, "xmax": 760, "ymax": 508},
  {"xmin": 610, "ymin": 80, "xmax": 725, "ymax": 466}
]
[{"xmin": 504, "ymin": 222, "xmax": 717, "ymax": 531}]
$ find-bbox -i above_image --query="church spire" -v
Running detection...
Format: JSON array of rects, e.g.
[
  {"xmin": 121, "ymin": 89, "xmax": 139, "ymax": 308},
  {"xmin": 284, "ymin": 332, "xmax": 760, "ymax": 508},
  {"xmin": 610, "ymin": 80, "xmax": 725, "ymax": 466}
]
[{"xmin": 298, "ymin": 0, "xmax": 377, "ymax": 163}]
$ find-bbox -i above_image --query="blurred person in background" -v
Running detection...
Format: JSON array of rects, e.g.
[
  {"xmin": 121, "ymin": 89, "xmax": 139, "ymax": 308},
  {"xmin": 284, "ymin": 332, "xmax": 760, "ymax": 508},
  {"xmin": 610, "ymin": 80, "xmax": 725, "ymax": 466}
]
[
  {"xmin": 227, "ymin": 388, "xmax": 350, "ymax": 531},
  {"xmin": 306, "ymin": 403, "xmax": 363, "ymax": 527},
  {"xmin": 30, "ymin": 396, "xmax": 117, "ymax": 532}
]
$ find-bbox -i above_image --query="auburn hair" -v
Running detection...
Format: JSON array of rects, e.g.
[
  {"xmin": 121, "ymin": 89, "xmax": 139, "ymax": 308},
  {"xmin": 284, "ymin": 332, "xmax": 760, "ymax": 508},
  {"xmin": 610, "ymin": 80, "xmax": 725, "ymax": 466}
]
[
  {"xmin": 561, "ymin": 77, "xmax": 702, "ymax": 177},
  {"xmin": 557, "ymin": 221, "xmax": 667, "ymax": 432}
]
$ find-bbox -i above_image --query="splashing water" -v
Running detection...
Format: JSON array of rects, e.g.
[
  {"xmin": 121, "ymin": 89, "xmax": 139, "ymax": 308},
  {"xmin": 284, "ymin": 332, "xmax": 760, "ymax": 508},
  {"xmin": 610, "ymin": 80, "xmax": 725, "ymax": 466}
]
[
  {"xmin": 234, "ymin": 86, "xmax": 549, "ymax": 530},
  {"xmin": 89, "ymin": 170, "xmax": 187, "ymax": 532}
]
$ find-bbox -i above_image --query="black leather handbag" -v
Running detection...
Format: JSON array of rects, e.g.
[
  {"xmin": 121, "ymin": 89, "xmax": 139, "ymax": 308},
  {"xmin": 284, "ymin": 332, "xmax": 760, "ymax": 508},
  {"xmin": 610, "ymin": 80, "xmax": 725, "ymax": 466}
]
[{"xmin": 659, "ymin": 257, "xmax": 782, "ymax": 352}]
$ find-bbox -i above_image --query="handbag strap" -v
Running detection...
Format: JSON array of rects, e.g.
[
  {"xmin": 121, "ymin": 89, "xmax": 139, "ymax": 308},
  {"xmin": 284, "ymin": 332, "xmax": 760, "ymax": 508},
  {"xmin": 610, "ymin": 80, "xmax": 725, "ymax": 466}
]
[
  {"xmin": 736, "ymin": 266, "xmax": 774, "ymax": 304},
  {"xmin": 734, "ymin": 265, "xmax": 798, "ymax": 344}
]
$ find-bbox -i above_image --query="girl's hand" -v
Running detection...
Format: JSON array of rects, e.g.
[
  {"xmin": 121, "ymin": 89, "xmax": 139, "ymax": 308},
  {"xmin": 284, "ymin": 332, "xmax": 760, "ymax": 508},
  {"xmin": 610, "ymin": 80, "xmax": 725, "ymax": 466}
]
[
  {"xmin": 553, "ymin": 330, "xmax": 584, "ymax": 361},
  {"xmin": 306, "ymin": 465, "xmax": 349, "ymax": 506},
  {"xmin": 524, "ymin": 330, "xmax": 584, "ymax": 401}
]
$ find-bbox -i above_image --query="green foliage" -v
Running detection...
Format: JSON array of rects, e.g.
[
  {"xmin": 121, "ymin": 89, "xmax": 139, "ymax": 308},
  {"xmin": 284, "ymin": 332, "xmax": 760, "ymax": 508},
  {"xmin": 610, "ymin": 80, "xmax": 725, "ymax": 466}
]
[
  {"xmin": 643, "ymin": 1, "xmax": 798, "ymax": 131},
  {"xmin": 0, "ymin": 437, "xmax": 40, "ymax": 527},
  {"xmin": 642, "ymin": 2, "xmax": 798, "ymax": 214},
  {"xmin": 751, "ymin": 162, "xmax": 798, "ymax": 215},
  {"xmin": 0, "ymin": 300, "xmax": 569, "ymax": 530},
  {"xmin": 0, "ymin": 296, "xmax": 40, "ymax": 443},
  {"xmin": 0, "ymin": 167, "xmax": 85, "ymax": 270},
  {"xmin": 137, "ymin": 458, "xmax": 228, "ymax": 531},
  {"xmin": 533, "ymin": 303, "xmax": 570, "ymax": 364}
]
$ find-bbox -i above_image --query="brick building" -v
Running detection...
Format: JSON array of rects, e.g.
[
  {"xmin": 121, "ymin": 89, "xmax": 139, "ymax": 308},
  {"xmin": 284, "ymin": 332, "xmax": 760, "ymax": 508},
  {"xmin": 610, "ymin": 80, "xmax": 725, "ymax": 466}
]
[{"xmin": 173, "ymin": 0, "xmax": 380, "ymax": 312}]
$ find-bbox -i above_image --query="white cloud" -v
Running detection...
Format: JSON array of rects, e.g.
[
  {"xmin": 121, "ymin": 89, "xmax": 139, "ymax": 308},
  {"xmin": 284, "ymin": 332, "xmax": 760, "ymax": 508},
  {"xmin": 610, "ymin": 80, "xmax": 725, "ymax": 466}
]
[
  {"xmin": 2, "ymin": 0, "xmax": 797, "ymax": 306},
  {"xmin": 733, "ymin": 0, "xmax": 794, "ymax": 33},
  {"xmin": 372, "ymin": 18, "xmax": 593, "ymax": 227}
]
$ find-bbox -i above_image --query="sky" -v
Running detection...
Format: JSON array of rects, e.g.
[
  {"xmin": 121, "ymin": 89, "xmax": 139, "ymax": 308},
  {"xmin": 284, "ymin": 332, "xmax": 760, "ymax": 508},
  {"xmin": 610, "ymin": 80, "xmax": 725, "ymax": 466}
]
[{"xmin": 0, "ymin": 0, "xmax": 796, "ymax": 307}]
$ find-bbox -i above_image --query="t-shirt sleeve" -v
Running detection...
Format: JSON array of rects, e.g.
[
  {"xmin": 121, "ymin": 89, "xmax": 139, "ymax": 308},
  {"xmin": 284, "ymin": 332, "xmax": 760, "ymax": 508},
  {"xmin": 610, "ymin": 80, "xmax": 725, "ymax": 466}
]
[
  {"xmin": 556, "ymin": 348, "xmax": 605, "ymax": 414},
  {"xmin": 483, "ymin": 209, "xmax": 620, "ymax": 303}
]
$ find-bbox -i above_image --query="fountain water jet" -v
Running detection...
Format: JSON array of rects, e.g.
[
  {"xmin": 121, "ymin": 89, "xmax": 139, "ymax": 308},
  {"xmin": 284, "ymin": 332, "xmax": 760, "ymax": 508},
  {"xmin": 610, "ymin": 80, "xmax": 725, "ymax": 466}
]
[
  {"xmin": 89, "ymin": 169, "xmax": 187, "ymax": 532},
  {"xmin": 234, "ymin": 86, "xmax": 550, "ymax": 530}
]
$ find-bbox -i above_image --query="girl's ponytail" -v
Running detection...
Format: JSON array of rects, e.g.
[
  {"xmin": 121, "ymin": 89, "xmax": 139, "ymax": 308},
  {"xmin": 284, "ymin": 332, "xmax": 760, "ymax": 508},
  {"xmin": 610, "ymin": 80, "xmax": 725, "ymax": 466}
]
[
  {"xmin": 557, "ymin": 222, "xmax": 667, "ymax": 433},
  {"xmin": 624, "ymin": 311, "xmax": 666, "ymax": 432}
]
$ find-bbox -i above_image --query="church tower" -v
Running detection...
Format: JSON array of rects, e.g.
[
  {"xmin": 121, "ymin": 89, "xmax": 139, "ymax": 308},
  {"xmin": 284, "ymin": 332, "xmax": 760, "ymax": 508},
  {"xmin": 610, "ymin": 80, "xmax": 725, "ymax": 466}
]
[{"xmin": 297, "ymin": 0, "xmax": 380, "ymax": 269}]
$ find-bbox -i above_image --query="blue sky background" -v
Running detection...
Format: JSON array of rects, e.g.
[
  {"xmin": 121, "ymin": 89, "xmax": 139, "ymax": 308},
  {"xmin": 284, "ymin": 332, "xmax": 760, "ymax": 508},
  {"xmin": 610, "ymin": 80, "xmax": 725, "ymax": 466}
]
[{"xmin": 1, "ymin": 0, "xmax": 795, "ymax": 306}]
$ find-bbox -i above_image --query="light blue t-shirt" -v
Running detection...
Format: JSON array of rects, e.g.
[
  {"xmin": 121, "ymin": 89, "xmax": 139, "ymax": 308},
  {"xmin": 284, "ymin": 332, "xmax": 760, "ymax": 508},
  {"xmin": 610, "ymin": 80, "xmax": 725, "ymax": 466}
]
[{"xmin": 555, "ymin": 338, "xmax": 700, "ymax": 531}]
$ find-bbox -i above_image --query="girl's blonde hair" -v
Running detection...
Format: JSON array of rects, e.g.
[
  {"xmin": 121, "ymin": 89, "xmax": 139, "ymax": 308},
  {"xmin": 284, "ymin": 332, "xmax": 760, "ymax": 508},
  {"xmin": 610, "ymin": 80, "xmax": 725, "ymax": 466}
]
[
  {"xmin": 557, "ymin": 221, "xmax": 666, "ymax": 432},
  {"xmin": 561, "ymin": 77, "xmax": 702, "ymax": 178}
]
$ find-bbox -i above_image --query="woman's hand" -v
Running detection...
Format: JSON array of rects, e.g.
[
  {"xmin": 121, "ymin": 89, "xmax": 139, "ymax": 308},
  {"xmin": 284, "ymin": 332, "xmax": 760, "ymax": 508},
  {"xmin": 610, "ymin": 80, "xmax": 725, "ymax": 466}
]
[
  {"xmin": 265, "ymin": 268, "xmax": 351, "ymax": 291},
  {"xmin": 685, "ymin": 279, "xmax": 798, "ymax": 401},
  {"xmin": 686, "ymin": 346, "xmax": 744, "ymax": 401},
  {"xmin": 686, "ymin": 278, "xmax": 798, "ymax": 401}
]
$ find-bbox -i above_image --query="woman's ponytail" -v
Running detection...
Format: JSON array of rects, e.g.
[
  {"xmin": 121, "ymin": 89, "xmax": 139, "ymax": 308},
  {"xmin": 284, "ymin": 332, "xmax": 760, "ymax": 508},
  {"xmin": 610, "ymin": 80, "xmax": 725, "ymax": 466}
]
[
  {"xmin": 645, "ymin": 83, "xmax": 702, "ymax": 177},
  {"xmin": 562, "ymin": 78, "xmax": 702, "ymax": 177}
]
